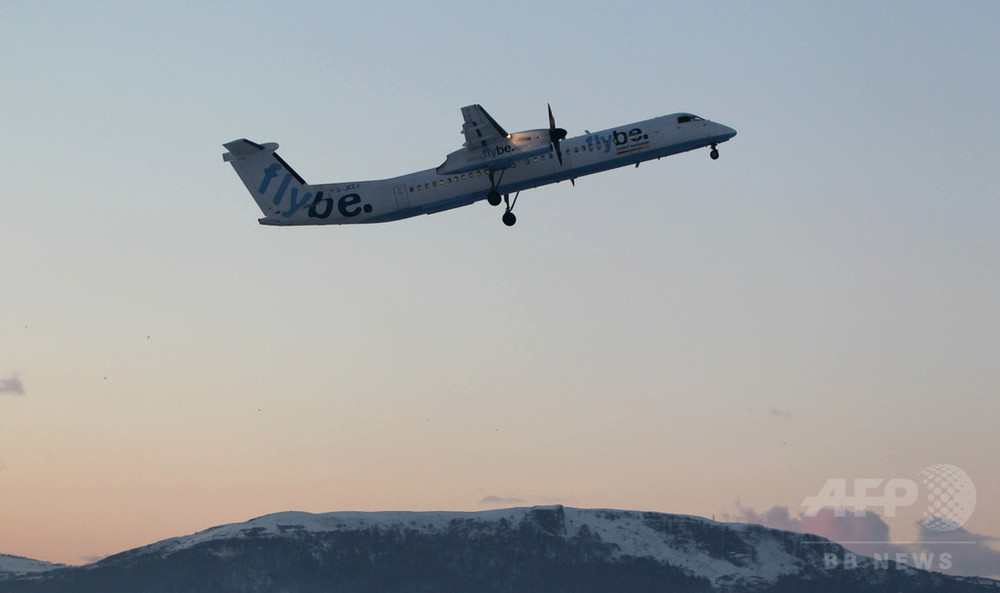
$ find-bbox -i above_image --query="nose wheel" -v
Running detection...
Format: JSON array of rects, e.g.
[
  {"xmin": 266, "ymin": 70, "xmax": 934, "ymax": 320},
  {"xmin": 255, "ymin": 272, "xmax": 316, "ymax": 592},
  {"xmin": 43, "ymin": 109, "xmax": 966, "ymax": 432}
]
[{"xmin": 710, "ymin": 144, "xmax": 720, "ymax": 160}]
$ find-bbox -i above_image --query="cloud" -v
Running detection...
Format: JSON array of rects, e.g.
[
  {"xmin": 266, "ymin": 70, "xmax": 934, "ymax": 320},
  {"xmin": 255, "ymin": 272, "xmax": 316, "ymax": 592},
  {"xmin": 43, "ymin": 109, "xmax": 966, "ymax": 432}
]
[
  {"xmin": 0, "ymin": 373, "xmax": 25, "ymax": 395},
  {"xmin": 916, "ymin": 524, "xmax": 1000, "ymax": 579},
  {"xmin": 725, "ymin": 503, "xmax": 1000, "ymax": 578},
  {"xmin": 479, "ymin": 494, "xmax": 527, "ymax": 506},
  {"xmin": 725, "ymin": 503, "xmax": 890, "ymax": 552},
  {"xmin": 747, "ymin": 406, "xmax": 791, "ymax": 418}
]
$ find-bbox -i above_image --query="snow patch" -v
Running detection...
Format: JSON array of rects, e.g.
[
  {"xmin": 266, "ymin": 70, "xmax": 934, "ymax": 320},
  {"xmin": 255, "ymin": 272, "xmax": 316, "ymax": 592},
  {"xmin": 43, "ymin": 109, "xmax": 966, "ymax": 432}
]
[{"xmin": 0, "ymin": 554, "xmax": 65, "ymax": 577}]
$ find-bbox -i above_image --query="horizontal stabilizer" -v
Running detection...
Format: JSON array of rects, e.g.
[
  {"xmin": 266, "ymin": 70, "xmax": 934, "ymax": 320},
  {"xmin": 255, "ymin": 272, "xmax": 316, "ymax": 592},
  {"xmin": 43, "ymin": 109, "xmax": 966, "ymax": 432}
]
[{"xmin": 222, "ymin": 139, "xmax": 279, "ymax": 161}]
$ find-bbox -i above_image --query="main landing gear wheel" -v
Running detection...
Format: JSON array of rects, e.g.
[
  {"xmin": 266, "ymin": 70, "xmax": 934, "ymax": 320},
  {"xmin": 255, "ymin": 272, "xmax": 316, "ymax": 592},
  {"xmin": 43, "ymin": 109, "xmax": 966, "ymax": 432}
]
[
  {"xmin": 710, "ymin": 144, "xmax": 720, "ymax": 160},
  {"xmin": 501, "ymin": 191, "xmax": 520, "ymax": 226},
  {"xmin": 487, "ymin": 169, "xmax": 506, "ymax": 207}
]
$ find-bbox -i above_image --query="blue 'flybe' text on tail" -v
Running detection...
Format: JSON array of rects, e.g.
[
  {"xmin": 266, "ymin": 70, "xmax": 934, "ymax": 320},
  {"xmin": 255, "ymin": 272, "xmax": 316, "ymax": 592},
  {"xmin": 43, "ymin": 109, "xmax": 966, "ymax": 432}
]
[{"xmin": 222, "ymin": 139, "xmax": 318, "ymax": 220}]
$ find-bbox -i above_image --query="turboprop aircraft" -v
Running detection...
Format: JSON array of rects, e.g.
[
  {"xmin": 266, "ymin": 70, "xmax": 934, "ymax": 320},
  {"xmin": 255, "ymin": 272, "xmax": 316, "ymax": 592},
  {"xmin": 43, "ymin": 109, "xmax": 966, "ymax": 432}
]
[{"xmin": 223, "ymin": 104, "xmax": 736, "ymax": 227}]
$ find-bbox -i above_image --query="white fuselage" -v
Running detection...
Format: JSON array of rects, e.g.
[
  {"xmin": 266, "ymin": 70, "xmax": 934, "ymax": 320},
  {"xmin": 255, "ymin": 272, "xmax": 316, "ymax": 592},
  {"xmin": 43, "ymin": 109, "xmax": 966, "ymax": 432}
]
[{"xmin": 257, "ymin": 113, "xmax": 736, "ymax": 226}]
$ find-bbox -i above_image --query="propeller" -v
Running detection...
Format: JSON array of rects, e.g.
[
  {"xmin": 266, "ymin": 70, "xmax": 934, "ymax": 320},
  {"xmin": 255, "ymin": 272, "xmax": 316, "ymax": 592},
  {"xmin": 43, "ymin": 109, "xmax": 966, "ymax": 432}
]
[{"xmin": 548, "ymin": 103, "xmax": 568, "ymax": 165}]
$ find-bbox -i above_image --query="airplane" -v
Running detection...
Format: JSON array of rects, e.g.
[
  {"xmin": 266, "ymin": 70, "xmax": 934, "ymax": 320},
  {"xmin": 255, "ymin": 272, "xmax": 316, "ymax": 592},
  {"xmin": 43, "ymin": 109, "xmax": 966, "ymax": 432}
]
[{"xmin": 223, "ymin": 104, "xmax": 736, "ymax": 227}]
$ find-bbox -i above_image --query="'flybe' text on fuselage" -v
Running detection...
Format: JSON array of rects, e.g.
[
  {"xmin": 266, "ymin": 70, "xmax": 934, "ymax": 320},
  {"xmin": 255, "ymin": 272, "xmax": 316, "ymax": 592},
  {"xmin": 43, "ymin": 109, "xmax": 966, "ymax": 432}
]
[
  {"xmin": 481, "ymin": 143, "xmax": 531, "ymax": 160},
  {"xmin": 587, "ymin": 127, "xmax": 650, "ymax": 154},
  {"xmin": 259, "ymin": 162, "xmax": 371, "ymax": 219}
]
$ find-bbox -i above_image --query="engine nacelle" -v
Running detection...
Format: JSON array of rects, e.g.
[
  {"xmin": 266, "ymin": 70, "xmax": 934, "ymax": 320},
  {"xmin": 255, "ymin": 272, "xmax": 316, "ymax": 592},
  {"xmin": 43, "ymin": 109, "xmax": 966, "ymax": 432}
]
[{"xmin": 437, "ymin": 129, "xmax": 553, "ymax": 174}]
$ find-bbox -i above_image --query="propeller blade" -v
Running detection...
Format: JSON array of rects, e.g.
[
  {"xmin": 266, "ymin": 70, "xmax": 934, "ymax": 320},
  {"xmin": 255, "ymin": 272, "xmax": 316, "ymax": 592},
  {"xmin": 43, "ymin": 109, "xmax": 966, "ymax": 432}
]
[{"xmin": 547, "ymin": 103, "xmax": 567, "ymax": 166}]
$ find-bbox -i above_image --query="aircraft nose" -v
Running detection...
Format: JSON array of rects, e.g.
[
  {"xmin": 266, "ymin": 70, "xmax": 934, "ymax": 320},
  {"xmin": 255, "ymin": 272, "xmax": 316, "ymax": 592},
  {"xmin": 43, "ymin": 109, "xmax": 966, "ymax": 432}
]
[{"xmin": 712, "ymin": 122, "xmax": 737, "ymax": 142}]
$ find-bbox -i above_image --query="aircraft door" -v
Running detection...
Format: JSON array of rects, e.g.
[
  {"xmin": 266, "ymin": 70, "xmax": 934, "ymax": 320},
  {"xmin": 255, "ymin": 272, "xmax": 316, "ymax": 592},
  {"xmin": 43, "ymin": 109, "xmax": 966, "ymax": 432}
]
[{"xmin": 394, "ymin": 184, "xmax": 410, "ymax": 209}]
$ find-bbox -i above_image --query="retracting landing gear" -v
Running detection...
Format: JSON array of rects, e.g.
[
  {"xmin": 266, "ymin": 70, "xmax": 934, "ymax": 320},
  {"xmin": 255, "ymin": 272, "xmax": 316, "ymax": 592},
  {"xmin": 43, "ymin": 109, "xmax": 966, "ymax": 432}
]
[
  {"xmin": 710, "ymin": 144, "xmax": 720, "ymax": 160},
  {"xmin": 486, "ymin": 168, "xmax": 518, "ymax": 226},
  {"xmin": 486, "ymin": 169, "xmax": 504, "ymax": 206}
]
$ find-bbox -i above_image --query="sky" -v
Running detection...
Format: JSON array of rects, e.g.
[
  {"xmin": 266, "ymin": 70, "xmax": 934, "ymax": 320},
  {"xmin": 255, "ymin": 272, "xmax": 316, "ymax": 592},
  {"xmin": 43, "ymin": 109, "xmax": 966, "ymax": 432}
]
[{"xmin": 2, "ymin": 0, "xmax": 999, "ymax": 577}]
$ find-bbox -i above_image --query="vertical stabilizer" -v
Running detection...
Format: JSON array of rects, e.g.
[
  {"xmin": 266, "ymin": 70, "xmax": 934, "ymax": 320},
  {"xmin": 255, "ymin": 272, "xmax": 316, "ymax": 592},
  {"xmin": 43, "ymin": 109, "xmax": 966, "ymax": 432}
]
[{"xmin": 222, "ymin": 139, "xmax": 312, "ymax": 219}]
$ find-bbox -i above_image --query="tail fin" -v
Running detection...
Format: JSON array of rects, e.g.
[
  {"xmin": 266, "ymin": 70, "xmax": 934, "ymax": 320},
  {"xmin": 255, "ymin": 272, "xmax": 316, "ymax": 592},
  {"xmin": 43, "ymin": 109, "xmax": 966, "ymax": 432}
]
[{"xmin": 222, "ymin": 139, "xmax": 310, "ymax": 218}]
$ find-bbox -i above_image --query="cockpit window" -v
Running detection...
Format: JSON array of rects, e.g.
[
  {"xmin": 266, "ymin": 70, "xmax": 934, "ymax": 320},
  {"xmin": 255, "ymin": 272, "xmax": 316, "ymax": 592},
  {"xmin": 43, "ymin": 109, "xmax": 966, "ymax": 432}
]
[{"xmin": 677, "ymin": 114, "xmax": 704, "ymax": 124}]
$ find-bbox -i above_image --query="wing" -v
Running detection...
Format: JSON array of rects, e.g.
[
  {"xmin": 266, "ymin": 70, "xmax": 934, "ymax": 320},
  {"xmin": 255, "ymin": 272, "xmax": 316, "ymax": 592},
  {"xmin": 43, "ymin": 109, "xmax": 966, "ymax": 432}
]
[{"xmin": 460, "ymin": 104, "xmax": 508, "ymax": 149}]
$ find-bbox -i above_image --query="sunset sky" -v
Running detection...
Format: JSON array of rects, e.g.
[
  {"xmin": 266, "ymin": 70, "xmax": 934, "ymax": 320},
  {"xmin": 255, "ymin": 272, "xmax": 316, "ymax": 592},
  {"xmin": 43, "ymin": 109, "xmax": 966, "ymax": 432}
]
[{"xmin": 2, "ymin": 0, "xmax": 999, "ymax": 576}]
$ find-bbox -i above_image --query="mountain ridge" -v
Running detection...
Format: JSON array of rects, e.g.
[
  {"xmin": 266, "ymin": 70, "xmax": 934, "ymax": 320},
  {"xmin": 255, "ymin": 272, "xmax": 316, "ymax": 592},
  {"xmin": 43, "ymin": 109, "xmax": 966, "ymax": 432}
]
[
  {"xmin": 3, "ymin": 506, "xmax": 997, "ymax": 592},
  {"xmin": 0, "ymin": 554, "xmax": 65, "ymax": 579}
]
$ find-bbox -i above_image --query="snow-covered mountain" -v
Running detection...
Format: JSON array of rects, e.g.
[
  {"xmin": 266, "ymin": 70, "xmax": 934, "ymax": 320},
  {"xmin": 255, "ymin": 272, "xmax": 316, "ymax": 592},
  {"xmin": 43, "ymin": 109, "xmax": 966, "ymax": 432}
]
[
  {"xmin": 0, "ymin": 554, "xmax": 64, "ymax": 578},
  {"xmin": 1, "ymin": 506, "xmax": 997, "ymax": 592}
]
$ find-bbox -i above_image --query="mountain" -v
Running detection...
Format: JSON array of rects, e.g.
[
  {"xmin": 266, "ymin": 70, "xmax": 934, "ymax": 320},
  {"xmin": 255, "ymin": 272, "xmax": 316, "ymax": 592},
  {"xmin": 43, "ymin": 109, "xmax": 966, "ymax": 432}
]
[
  {"xmin": 0, "ymin": 555, "xmax": 64, "ymax": 579},
  {"xmin": 1, "ymin": 506, "xmax": 997, "ymax": 592}
]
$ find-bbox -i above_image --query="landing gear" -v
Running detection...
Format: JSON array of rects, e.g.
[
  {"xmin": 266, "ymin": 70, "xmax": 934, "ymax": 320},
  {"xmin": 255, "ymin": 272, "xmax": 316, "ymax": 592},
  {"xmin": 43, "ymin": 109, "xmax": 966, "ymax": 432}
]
[
  {"xmin": 710, "ymin": 144, "xmax": 720, "ymax": 160},
  {"xmin": 487, "ymin": 168, "xmax": 519, "ymax": 226},
  {"xmin": 502, "ymin": 191, "xmax": 520, "ymax": 227},
  {"xmin": 486, "ymin": 170, "xmax": 505, "ymax": 207}
]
